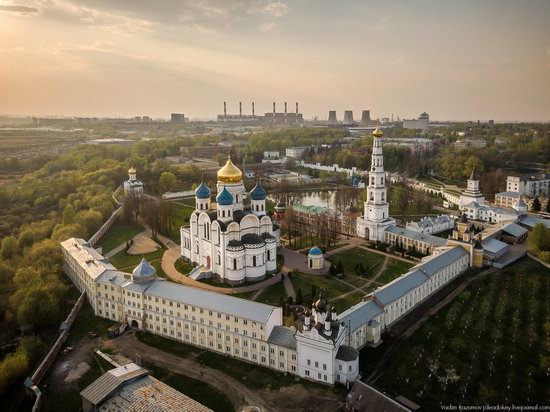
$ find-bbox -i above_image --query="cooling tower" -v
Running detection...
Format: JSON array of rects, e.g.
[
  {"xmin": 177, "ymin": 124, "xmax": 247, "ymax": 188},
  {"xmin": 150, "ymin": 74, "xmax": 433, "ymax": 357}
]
[
  {"xmin": 328, "ymin": 110, "xmax": 338, "ymax": 124},
  {"xmin": 343, "ymin": 110, "xmax": 354, "ymax": 125},
  {"xmin": 360, "ymin": 110, "xmax": 371, "ymax": 126}
]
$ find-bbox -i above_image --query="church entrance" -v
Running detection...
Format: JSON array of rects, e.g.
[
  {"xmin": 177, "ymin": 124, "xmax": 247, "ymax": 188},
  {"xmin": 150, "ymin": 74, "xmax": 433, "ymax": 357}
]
[
  {"xmin": 130, "ymin": 320, "xmax": 139, "ymax": 329},
  {"xmin": 205, "ymin": 255, "xmax": 211, "ymax": 270}
]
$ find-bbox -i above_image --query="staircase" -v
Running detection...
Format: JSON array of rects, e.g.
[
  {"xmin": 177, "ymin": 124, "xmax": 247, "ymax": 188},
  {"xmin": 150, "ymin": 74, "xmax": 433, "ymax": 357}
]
[{"xmin": 188, "ymin": 266, "xmax": 212, "ymax": 280}]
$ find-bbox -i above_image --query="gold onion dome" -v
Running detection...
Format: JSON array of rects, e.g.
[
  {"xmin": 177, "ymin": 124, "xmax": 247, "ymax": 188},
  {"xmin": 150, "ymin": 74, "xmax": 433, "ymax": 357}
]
[
  {"xmin": 217, "ymin": 157, "xmax": 242, "ymax": 183},
  {"xmin": 128, "ymin": 166, "xmax": 136, "ymax": 173},
  {"xmin": 372, "ymin": 128, "xmax": 384, "ymax": 138}
]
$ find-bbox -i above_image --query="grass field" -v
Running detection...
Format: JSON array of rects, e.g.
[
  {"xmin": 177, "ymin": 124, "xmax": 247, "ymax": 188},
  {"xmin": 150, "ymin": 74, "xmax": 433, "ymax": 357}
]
[
  {"xmin": 291, "ymin": 272, "xmax": 363, "ymax": 313},
  {"xmin": 255, "ymin": 281, "xmax": 287, "ymax": 305},
  {"xmin": 109, "ymin": 247, "xmax": 165, "ymax": 270},
  {"xmin": 373, "ymin": 258, "xmax": 550, "ymax": 408},
  {"xmin": 95, "ymin": 219, "xmax": 144, "ymax": 253},
  {"xmin": 174, "ymin": 258, "xmax": 193, "ymax": 275},
  {"xmin": 144, "ymin": 363, "xmax": 233, "ymax": 412},
  {"xmin": 168, "ymin": 201, "xmax": 194, "ymax": 243},
  {"xmin": 328, "ymin": 247, "xmax": 385, "ymax": 278},
  {"xmin": 376, "ymin": 259, "xmax": 414, "ymax": 285}
]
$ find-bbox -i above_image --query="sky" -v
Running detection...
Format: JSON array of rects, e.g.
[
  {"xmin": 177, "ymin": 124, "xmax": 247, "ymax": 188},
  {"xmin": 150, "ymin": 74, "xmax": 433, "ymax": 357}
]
[{"xmin": 0, "ymin": 0, "xmax": 549, "ymax": 121}]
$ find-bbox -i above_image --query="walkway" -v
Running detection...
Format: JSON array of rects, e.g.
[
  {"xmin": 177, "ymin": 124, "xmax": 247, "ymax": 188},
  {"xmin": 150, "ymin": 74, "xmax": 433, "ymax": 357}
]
[{"xmin": 106, "ymin": 332, "xmax": 269, "ymax": 411}]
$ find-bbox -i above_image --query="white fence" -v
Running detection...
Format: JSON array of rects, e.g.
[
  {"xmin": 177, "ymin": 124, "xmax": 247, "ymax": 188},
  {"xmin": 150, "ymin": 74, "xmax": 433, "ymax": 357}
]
[
  {"xmin": 88, "ymin": 206, "xmax": 123, "ymax": 246},
  {"xmin": 298, "ymin": 160, "xmax": 365, "ymax": 177}
]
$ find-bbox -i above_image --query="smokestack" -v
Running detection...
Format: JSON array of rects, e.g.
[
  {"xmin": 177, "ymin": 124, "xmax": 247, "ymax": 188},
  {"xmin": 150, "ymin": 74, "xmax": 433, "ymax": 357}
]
[
  {"xmin": 360, "ymin": 110, "xmax": 371, "ymax": 126},
  {"xmin": 224, "ymin": 101, "xmax": 227, "ymax": 116},
  {"xmin": 296, "ymin": 102, "xmax": 299, "ymax": 114},
  {"xmin": 252, "ymin": 102, "xmax": 255, "ymax": 116},
  {"xmin": 284, "ymin": 102, "xmax": 287, "ymax": 114},
  {"xmin": 328, "ymin": 110, "xmax": 337, "ymax": 124},
  {"xmin": 273, "ymin": 101, "xmax": 276, "ymax": 114},
  {"xmin": 343, "ymin": 110, "xmax": 354, "ymax": 125},
  {"xmin": 239, "ymin": 101, "xmax": 242, "ymax": 117}
]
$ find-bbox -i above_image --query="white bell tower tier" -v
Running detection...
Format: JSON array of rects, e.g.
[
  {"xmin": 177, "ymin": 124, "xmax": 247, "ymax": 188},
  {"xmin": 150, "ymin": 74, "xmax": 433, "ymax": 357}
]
[{"xmin": 356, "ymin": 128, "xmax": 396, "ymax": 241}]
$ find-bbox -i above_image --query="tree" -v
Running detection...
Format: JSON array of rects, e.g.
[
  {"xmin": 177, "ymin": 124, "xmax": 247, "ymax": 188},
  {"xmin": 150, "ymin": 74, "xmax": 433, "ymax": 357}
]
[
  {"xmin": 311, "ymin": 285, "xmax": 317, "ymax": 301},
  {"xmin": 296, "ymin": 288, "xmax": 303, "ymax": 305},
  {"xmin": 62, "ymin": 204, "xmax": 76, "ymax": 224},
  {"xmin": 1, "ymin": 236, "xmax": 17, "ymax": 259},
  {"xmin": 336, "ymin": 260, "xmax": 344, "ymax": 275},
  {"xmin": 159, "ymin": 171, "xmax": 178, "ymax": 193},
  {"xmin": 532, "ymin": 197, "xmax": 541, "ymax": 212},
  {"xmin": 528, "ymin": 223, "xmax": 550, "ymax": 254},
  {"xmin": 79, "ymin": 209, "xmax": 104, "ymax": 238}
]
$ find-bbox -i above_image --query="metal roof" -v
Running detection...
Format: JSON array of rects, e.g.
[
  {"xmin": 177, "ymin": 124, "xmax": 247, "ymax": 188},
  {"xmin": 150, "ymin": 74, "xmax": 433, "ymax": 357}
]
[
  {"xmin": 267, "ymin": 326, "xmax": 297, "ymax": 349},
  {"xmin": 80, "ymin": 363, "xmax": 147, "ymax": 406},
  {"xmin": 335, "ymin": 345, "xmax": 359, "ymax": 362},
  {"xmin": 339, "ymin": 300, "xmax": 384, "ymax": 331},
  {"xmin": 415, "ymin": 246, "xmax": 469, "ymax": 278},
  {"xmin": 145, "ymin": 280, "xmax": 277, "ymax": 323},
  {"xmin": 482, "ymin": 238, "xmax": 509, "ymax": 255},
  {"xmin": 385, "ymin": 226, "xmax": 447, "ymax": 246},
  {"xmin": 501, "ymin": 222, "xmax": 528, "ymax": 238},
  {"xmin": 495, "ymin": 191, "xmax": 520, "ymax": 198},
  {"xmin": 61, "ymin": 238, "xmax": 116, "ymax": 279},
  {"xmin": 519, "ymin": 215, "xmax": 550, "ymax": 229}
]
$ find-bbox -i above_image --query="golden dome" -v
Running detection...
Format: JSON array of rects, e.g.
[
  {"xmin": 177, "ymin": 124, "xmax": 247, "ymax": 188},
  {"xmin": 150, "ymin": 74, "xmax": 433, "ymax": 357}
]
[
  {"xmin": 217, "ymin": 157, "xmax": 242, "ymax": 183},
  {"xmin": 128, "ymin": 166, "xmax": 136, "ymax": 174},
  {"xmin": 372, "ymin": 128, "xmax": 384, "ymax": 138}
]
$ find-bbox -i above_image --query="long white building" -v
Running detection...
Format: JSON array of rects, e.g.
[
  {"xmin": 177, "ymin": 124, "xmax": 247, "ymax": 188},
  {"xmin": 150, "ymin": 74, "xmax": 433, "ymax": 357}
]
[
  {"xmin": 61, "ymin": 238, "xmax": 359, "ymax": 386},
  {"xmin": 340, "ymin": 246, "xmax": 470, "ymax": 350}
]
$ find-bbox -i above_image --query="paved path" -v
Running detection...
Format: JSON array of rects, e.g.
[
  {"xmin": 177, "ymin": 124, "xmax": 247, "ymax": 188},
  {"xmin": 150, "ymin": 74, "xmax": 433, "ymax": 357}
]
[
  {"xmin": 106, "ymin": 332, "xmax": 269, "ymax": 411},
  {"xmin": 358, "ymin": 245, "xmax": 417, "ymax": 264},
  {"xmin": 250, "ymin": 288, "xmax": 265, "ymax": 301},
  {"xmin": 283, "ymin": 273, "xmax": 296, "ymax": 300}
]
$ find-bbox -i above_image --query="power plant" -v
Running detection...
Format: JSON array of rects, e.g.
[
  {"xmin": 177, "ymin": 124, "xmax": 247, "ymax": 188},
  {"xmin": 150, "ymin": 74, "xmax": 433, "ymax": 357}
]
[
  {"xmin": 360, "ymin": 110, "xmax": 371, "ymax": 126},
  {"xmin": 328, "ymin": 110, "xmax": 338, "ymax": 124},
  {"xmin": 217, "ymin": 101, "xmax": 303, "ymax": 124},
  {"xmin": 343, "ymin": 110, "xmax": 354, "ymax": 125}
]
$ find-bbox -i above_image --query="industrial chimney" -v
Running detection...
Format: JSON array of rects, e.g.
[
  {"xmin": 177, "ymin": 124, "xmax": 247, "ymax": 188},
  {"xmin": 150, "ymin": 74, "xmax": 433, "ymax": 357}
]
[
  {"xmin": 284, "ymin": 102, "xmax": 287, "ymax": 115},
  {"xmin": 223, "ymin": 101, "xmax": 227, "ymax": 117},
  {"xmin": 360, "ymin": 110, "xmax": 371, "ymax": 126},
  {"xmin": 273, "ymin": 102, "xmax": 276, "ymax": 114},
  {"xmin": 296, "ymin": 102, "xmax": 299, "ymax": 114},
  {"xmin": 239, "ymin": 101, "xmax": 242, "ymax": 117},
  {"xmin": 252, "ymin": 102, "xmax": 255, "ymax": 116},
  {"xmin": 328, "ymin": 110, "xmax": 337, "ymax": 124}
]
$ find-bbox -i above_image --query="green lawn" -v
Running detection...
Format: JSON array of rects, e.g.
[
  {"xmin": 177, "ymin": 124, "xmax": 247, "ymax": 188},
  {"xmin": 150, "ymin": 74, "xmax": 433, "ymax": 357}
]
[
  {"xmin": 328, "ymin": 247, "xmax": 385, "ymax": 278},
  {"xmin": 144, "ymin": 363, "xmax": 233, "ymax": 412},
  {"xmin": 108, "ymin": 247, "xmax": 165, "ymax": 270},
  {"xmin": 373, "ymin": 258, "xmax": 550, "ymax": 408},
  {"xmin": 66, "ymin": 302, "xmax": 115, "ymax": 346},
  {"xmin": 95, "ymin": 219, "xmax": 144, "ymax": 253},
  {"xmin": 376, "ymin": 259, "xmax": 413, "ymax": 285},
  {"xmin": 291, "ymin": 272, "xmax": 362, "ymax": 312},
  {"xmin": 168, "ymin": 201, "xmax": 195, "ymax": 243},
  {"xmin": 174, "ymin": 258, "xmax": 193, "ymax": 275},
  {"xmin": 135, "ymin": 331, "xmax": 203, "ymax": 358},
  {"xmin": 255, "ymin": 281, "xmax": 287, "ymax": 305}
]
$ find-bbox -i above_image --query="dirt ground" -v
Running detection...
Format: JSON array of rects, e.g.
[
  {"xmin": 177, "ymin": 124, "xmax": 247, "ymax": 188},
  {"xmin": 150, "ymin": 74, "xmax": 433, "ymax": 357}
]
[{"xmin": 102, "ymin": 332, "xmax": 346, "ymax": 412}]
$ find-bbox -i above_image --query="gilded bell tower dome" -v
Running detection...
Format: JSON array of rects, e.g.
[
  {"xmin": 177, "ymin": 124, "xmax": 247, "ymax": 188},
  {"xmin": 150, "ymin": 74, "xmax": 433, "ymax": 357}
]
[{"xmin": 217, "ymin": 157, "xmax": 243, "ymax": 184}]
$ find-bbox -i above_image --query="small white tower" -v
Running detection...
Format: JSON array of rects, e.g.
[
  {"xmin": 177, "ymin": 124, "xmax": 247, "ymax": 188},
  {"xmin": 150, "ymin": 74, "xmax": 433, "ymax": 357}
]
[
  {"xmin": 195, "ymin": 181, "xmax": 211, "ymax": 211},
  {"xmin": 123, "ymin": 166, "xmax": 144, "ymax": 197},
  {"xmin": 459, "ymin": 167, "xmax": 485, "ymax": 208},
  {"xmin": 307, "ymin": 246, "xmax": 324, "ymax": 270},
  {"xmin": 513, "ymin": 194, "xmax": 528, "ymax": 214},
  {"xmin": 250, "ymin": 181, "xmax": 267, "ymax": 216},
  {"xmin": 216, "ymin": 186, "xmax": 234, "ymax": 222}
]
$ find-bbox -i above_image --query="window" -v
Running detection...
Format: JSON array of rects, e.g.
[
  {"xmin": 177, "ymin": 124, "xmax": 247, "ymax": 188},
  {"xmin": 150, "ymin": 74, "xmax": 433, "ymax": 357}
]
[
  {"xmin": 253, "ymin": 255, "xmax": 257, "ymax": 266},
  {"xmin": 233, "ymin": 259, "xmax": 237, "ymax": 270},
  {"xmin": 305, "ymin": 370, "xmax": 310, "ymax": 377}
]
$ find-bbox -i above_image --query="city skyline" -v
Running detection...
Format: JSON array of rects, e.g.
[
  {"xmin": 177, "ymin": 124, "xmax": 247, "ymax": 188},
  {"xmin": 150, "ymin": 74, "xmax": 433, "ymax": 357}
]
[{"xmin": 1, "ymin": 0, "xmax": 550, "ymax": 121}]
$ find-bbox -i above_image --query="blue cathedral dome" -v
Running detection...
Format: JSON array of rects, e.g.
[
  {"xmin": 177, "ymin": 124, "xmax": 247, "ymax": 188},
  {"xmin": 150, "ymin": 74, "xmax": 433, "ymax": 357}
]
[
  {"xmin": 250, "ymin": 182, "xmax": 267, "ymax": 200},
  {"xmin": 308, "ymin": 246, "xmax": 323, "ymax": 256},
  {"xmin": 195, "ymin": 182, "xmax": 211, "ymax": 199},
  {"xmin": 216, "ymin": 186, "xmax": 234, "ymax": 206}
]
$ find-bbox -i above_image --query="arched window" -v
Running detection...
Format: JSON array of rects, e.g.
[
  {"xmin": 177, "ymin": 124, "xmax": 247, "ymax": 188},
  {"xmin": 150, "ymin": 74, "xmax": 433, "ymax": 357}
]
[
  {"xmin": 267, "ymin": 250, "xmax": 271, "ymax": 260},
  {"xmin": 253, "ymin": 256, "xmax": 257, "ymax": 267},
  {"xmin": 233, "ymin": 259, "xmax": 237, "ymax": 270}
]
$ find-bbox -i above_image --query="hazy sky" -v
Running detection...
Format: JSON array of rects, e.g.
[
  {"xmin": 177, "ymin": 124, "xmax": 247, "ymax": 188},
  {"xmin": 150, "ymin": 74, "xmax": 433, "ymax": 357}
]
[{"xmin": 1, "ymin": 0, "xmax": 549, "ymax": 121}]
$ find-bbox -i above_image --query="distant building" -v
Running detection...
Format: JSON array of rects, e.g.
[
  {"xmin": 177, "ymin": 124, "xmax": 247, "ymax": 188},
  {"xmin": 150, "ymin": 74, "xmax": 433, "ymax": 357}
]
[
  {"xmin": 182, "ymin": 145, "xmax": 230, "ymax": 159},
  {"xmin": 505, "ymin": 173, "xmax": 550, "ymax": 198},
  {"xmin": 454, "ymin": 138, "xmax": 487, "ymax": 150},
  {"xmin": 382, "ymin": 137, "xmax": 433, "ymax": 154},
  {"xmin": 80, "ymin": 363, "xmax": 212, "ymax": 412},
  {"xmin": 402, "ymin": 112, "xmax": 429, "ymax": 131},
  {"xmin": 285, "ymin": 147, "xmax": 308, "ymax": 159},
  {"xmin": 263, "ymin": 151, "xmax": 280, "ymax": 160},
  {"xmin": 171, "ymin": 113, "xmax": 186, "ymax": 123}
]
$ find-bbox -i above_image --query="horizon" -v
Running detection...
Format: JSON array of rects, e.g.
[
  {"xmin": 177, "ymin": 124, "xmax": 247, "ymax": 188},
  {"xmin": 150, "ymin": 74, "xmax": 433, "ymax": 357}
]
[{"xmin": 1, "ymin": 0, "xmax": 549, "ymax": 121}]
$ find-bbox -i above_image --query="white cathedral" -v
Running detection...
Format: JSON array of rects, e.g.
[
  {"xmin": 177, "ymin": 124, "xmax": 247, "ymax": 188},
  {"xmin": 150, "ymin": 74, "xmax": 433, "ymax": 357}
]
[
  {"xmin": 356, "ymin": 128, "xmax": 396, "ymax": 241},
  {"xmin": 181, "ymin": 157, "xmax": 280, "ymax": 285}
]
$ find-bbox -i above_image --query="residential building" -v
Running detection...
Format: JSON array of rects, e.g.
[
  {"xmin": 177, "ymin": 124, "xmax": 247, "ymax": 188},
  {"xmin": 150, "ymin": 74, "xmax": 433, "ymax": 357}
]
[
  {"xmin": 505, "ymin": 173, "xmax": 550, "ymax": 198},
  {"xmin": 406, "ymin": 215, "xmax": 455, "ymax": 235},
  {"xmin": 285, "ymin": 147, "xmax": 308, "ymax": 159}
]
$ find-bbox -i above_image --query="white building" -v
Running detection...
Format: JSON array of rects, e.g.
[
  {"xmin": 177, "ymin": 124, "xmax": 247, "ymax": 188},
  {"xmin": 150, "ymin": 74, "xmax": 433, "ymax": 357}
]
[
  {"xmin": 123, "ymin": 167, "xmax": 144, "ymax": 197},
  {"xmin": 181, "ymin": 157, "xmax": 280, "ymax": 285},
  {"xmin": 402, "ymin": 112, "xmax": 429, "ymax": 131},
  {"xmin": 462, "ymin": 202, "xmax": 520, "ymax": 224},
  {"xmin": 382, "ymin": 137, "xmax": 433, "ymax": 154},
  {"xmin": 263, "ymin": 151, "xmax": 280, "ymax": 160},
  {"xmin": 307, "ymin": 246, "xmax": 324, "ymax": 270},
  {"xmin": 356, "ymin": 128, "xmax": 396, "ymax": 241},
  {"xmin": 285, "ymin": 147, "xmax": 308, "ymax": 159},
  {"xmin": 61, "ymin": 238, "xmax": 359, "ymax": 386},
  {"xmin": 340, "ymin": 246, "xmax": 469, "ymax": 349},
  {"xmin": 405, "ymin": 215, "xmax": 455, "ymax": 235},
  {"xmin": 459, "ymin": 168, "xmax": 485, "ymax": 208},
  {"xmin": 505, "ymin": 173, "xmax": 550, "ymax": 198}
]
